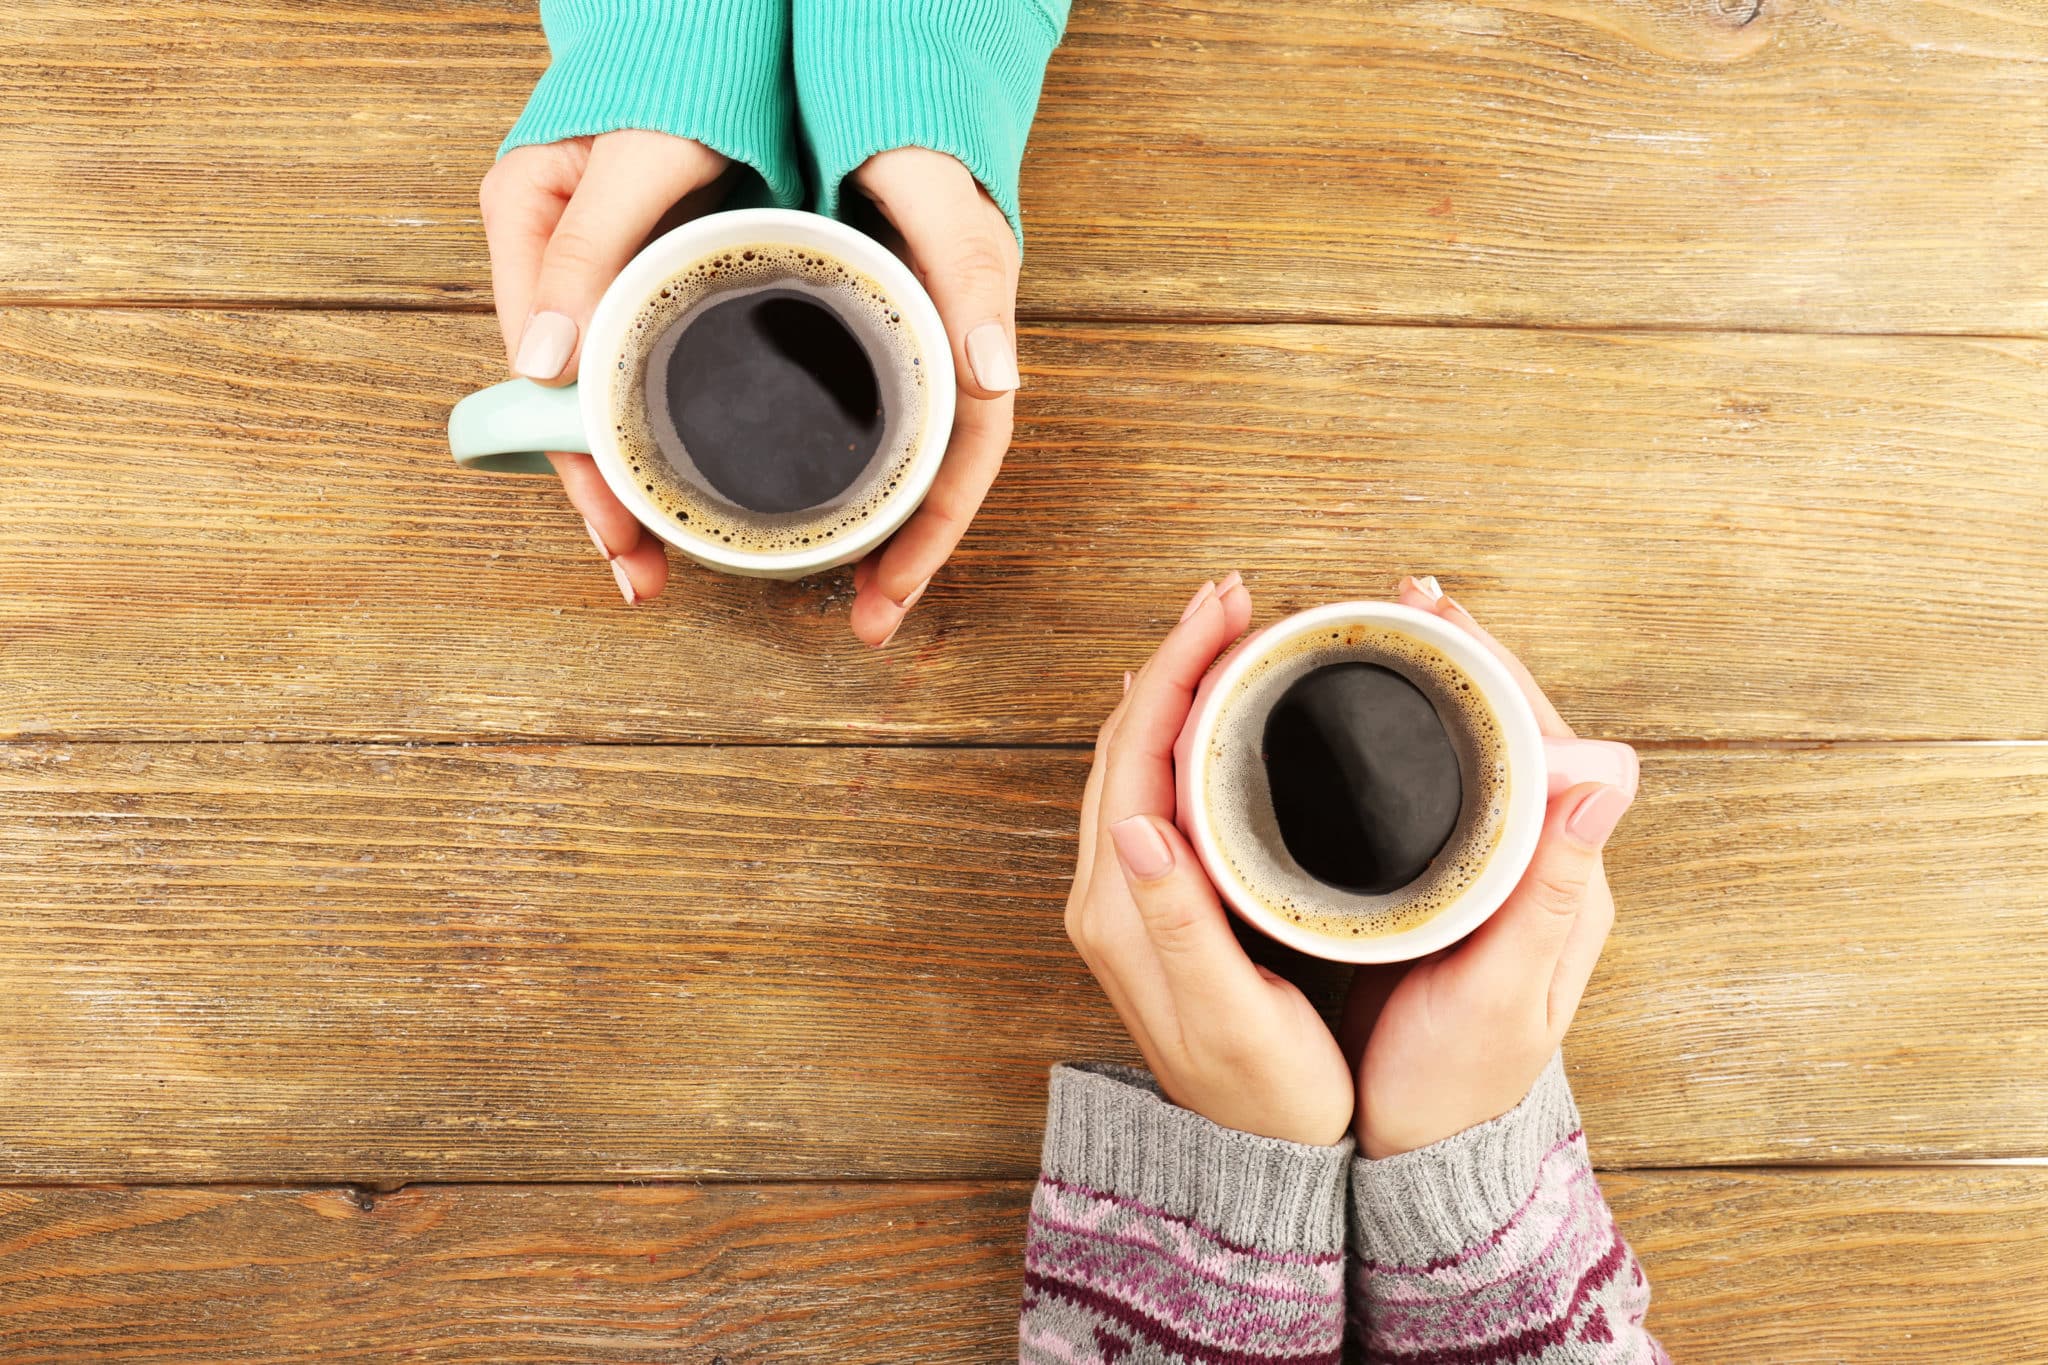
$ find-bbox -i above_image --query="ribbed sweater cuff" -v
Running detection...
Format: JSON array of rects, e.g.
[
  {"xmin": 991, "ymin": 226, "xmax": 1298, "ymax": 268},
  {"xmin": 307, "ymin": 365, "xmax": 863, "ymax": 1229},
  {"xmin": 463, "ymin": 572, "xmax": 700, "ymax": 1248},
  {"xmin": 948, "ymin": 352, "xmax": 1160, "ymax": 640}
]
[
  {"xmin": 1348, "ymin": 1052, "xmax": 1583, "ymax": 1267},
  {"xmin": 502, "ymin": 0, "xmax": 802, "ymax": 208},
  {"xmin": 1041, "ymin": 1064, "xmax": 1354, "ymax": 1254},
  {"xmin": 795, "ymin": 0, "xmax": 1069, "ymax": 247}
]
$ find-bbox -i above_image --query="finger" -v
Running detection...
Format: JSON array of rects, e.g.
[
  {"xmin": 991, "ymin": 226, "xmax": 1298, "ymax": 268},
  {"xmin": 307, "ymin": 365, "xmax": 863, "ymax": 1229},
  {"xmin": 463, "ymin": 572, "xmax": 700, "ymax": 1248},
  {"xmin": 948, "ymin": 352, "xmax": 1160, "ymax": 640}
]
[
  {"xmin": 1107, "ymin": 813, "xmax": 1264, "ymax": 1010},
  {"xmin": 849, "ymin": 393, "xmax": 1013, "ymax": 645},
  {"xmin": 515, "ymin": 130, "xmax": 725, "ymax": 383},
  {"xmin": 548, "ymin": 454, "xmax": 643, "ymax": 560},
  {"xmin": 1548, "ymin": 861, "xmax": 1616, "ymax": 1034},
  {"xmin": 545, "ymin": 453, "xmax": 669, "ymax": 606},
  {"xmin": 608, "ymin": 533, "xmax": 670, "ymax": 607},
  {"xmin": 1398, "ymin": 576, "xmax": 1574, "ymax": 739},
  {"xmin": 1106, "ymin": 575, "xmax": 1246, "ymax": 822},
  {"xmin": 480, "ymin": 143, "xmax": 585, "ymax": 358},
  {"xmin": 1543, "ymin": 736, "xmax": 1639, "ymax": 801},
  {"xmin": 857, "ymin": 148, "xmax": 1021, "ymax": 401},
  {"xmin": 1072, "ymin": 695, "xmax": 1130, "ymax": 903},
  {"xmin": 1170, "ymin": 593, "xmax": 1258, "ymax": 784},
  {"xmin": 1457, "ymin": 782, "xmax": 1633, "ymax": 1008}
]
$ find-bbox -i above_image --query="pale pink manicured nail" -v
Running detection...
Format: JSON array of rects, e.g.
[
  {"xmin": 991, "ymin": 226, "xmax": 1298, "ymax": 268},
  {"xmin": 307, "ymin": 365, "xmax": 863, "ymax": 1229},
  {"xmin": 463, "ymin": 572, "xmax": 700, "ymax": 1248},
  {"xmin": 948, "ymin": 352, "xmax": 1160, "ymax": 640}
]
[
  {"xmin": 896, "ymin": 576, "xmax": 931, "ymax": 611},
  {"xmin": 1543, "ymin": 737, "xmax": 1639, "ymax": 800},
  {"xmin": 610, "ymin": 558, "xmax": 638, "ymax": 606},
  {"xmin": 1413, "ymin": 574, "xmax": 1444, "ymax": 601},
  {"xmin": 965, "ymin": 322, "xmax": 1020, "ymax": 392},
  {"xmin": 513, "ymin": 311, "xmax": 577, "ymax": 381},
  {"xmin": 1217, "ymin": 570, "xmax": 1243, "ymax": 595},
  {"xmin": 876, "ymin": 609, "xmax": 907, "ymax": 649},
  {"xmin": 583, "ymin": 518, "xmax": 614, "ymax": 560},
  {"xmin": 1122, "ymin": 670, "xmax": 1133, "ymax": 694},
  {"xmin": 1109, "ymin": 816, "xmax": 1174, "ymax": 880},
  {"xmin": 1566, "ymin": 785, "xmax": 1632, "ymax": 848},
  {"xmin": 1178, "ymin": 581, "xmax": 1217, "ymax": 623}
]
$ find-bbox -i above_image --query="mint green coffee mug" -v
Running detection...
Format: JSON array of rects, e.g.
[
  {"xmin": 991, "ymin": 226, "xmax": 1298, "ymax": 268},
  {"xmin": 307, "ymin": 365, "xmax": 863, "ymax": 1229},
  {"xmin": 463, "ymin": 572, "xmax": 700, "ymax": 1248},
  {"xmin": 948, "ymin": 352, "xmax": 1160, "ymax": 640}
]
[{"xmin": 448, "ymin": 208, "xmax": 955, "ymax": 580}]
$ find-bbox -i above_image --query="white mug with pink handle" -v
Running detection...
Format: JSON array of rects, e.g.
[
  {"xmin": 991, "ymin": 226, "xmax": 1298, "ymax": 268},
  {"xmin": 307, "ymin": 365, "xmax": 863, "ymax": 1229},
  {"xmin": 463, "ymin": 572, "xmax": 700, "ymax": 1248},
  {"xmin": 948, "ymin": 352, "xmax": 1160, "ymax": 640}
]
[{"xmin": 1173, "ymin": 600, "xmax": 1636, "ymax": 964}]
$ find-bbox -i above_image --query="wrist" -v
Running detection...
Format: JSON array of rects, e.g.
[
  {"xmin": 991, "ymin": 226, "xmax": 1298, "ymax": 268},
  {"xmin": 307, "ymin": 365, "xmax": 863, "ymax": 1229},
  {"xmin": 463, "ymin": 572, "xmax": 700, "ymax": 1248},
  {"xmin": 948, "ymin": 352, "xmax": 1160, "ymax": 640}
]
[{"xmin": 1350, "ymin": 1053, "xmax": 1581, "ymax": 1264}]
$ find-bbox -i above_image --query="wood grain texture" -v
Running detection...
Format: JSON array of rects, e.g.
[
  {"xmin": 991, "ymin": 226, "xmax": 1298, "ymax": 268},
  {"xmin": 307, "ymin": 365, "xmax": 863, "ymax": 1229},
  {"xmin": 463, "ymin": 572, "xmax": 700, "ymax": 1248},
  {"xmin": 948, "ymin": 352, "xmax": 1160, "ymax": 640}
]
[
  {"xmin": 0, "ymin": 1182, "xmax": 1029, "ymax": 1363},
  {"xmin": 6, "ymin": 1, "xmax": 2048, "ymax": 331},
  {"xmin": 1, "ymin": 743, "xmax": 2040, "ymax": 1182},
  {"xmin": 2, "ymin": 1171, "xmax": 2044, "ymax": 1362},
  {"xmin": 4, "ymin": 309, "xmax": 2043, "ymax": 743}
]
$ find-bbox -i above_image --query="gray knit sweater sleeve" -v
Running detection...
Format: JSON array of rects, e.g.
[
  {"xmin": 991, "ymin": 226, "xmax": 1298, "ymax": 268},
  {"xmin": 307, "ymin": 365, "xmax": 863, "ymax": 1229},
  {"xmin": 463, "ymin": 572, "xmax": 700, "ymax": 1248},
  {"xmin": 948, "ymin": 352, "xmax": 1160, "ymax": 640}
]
[
  {"xmin": 1020, "ymin": 1063, "xmax": 1354, "ymax": 1364},
  {"xmin": 1347, "ymin": 1053, "xmax": 1670, "ymax": 1363}
]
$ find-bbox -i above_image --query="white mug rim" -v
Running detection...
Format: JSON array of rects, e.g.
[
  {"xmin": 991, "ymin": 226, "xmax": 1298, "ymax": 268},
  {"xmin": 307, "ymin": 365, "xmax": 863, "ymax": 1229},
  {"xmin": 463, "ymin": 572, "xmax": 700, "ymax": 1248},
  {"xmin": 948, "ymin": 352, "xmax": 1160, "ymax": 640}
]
[
  {"xmin": 574, "ymin": 208, "xmax": 956, "ymax": 574},
  {"xmin": 1180, "ymin": 601, "xmax": 1549, "ymax": 963}
]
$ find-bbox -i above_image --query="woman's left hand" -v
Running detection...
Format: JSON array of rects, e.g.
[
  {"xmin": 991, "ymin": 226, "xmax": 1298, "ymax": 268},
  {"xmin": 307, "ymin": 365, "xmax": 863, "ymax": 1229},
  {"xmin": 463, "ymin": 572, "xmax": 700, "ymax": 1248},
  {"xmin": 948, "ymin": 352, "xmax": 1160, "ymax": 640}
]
[
  {"xmin": 1343, "ymin": 578, "xmax": 1639, "ymax": 1158},
  {"xmin": 844, "ymin": 148, "xmax": 1022, "ymax": 647}
]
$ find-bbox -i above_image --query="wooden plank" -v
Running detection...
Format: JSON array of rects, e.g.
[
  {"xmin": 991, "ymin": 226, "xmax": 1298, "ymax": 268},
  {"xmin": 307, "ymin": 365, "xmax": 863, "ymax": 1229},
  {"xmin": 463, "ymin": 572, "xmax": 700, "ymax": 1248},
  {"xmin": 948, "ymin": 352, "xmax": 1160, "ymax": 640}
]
[
  {"xmin": 1, "ymin": 1171, "xmax": 2043, "ymax": 1362},
  {"xmin": 1607, "ymin": 1169, "xmax": 2048, "ymax": 1364},
  {"xmin": 6, "ymin": 2, "xmax": 2048, "ymax": 332},
  {"xmin": 0, "ymin": 743, "xmax": 2040, "ymax": 1182},
  {"xmin": 0, "ymin": 1182, "xmax": 1030, "ymax": 1362},
  {"xmin": 4, "ymin": 309, "xmax": 2043, "ymax": 744}
]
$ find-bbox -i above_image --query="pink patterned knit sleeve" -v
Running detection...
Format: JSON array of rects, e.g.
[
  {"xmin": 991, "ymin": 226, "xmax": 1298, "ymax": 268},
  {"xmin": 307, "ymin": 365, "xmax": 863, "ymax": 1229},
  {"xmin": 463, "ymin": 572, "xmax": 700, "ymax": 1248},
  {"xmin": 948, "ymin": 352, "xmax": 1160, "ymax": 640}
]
[
  {"xmin": 1020, "ymin": 1063, "xmax": 1354, "ymax": 1365},
  {"xmin": 1347, "ymin": 1054, "xmax": 1669, "ymax": 1364}
]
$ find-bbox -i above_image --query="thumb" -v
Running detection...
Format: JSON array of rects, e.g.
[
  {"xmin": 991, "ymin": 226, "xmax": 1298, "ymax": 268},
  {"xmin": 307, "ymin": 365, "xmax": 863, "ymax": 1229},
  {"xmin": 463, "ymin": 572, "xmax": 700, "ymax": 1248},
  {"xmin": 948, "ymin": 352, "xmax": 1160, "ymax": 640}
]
[
  {"xmin": 1462, "ymin": 782, "xmax": 1633, "ymax": 988},
  {"xmin": 1107, "ymin": 814, "xmax": 1259, "ymax": 1007},
  {"xmin": 513, "ymin": 130, "xmax": 725, "ymax": 385}
]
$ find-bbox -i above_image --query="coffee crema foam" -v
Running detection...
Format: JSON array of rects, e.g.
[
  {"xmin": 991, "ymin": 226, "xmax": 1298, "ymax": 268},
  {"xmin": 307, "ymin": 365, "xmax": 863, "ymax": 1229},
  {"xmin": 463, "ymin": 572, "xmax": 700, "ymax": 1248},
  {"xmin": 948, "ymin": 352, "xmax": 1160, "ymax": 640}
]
[
  {"xmin": 609, "ymin": 245, "xmax": 929, "ymax": 553},
  {"xmin": 1203, "ymin": 624, "xmax": 1511, "ymax": 939}
]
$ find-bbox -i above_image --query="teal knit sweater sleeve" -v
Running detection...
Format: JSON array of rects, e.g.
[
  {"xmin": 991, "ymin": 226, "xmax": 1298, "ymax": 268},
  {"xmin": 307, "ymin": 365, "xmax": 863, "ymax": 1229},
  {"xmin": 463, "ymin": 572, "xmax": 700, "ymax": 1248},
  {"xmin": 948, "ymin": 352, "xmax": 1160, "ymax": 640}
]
[
  {"xmin": 794, "ymin": 0, "xmax": 1070, "ymax": 246},
  {"xmin": 501, "ymin": 0, "xmax": 803, "ymax": 208}
]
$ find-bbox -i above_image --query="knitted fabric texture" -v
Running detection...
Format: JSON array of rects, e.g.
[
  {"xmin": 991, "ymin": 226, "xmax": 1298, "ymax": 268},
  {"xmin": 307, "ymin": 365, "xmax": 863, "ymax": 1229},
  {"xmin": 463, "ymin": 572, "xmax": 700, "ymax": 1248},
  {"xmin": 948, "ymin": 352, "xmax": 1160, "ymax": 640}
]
[
  {"xmin": 1022, "ymin": 1063, "xmax": 1353, "ymax": 1364},
  {"xmin": 1348, "ymin": 1054, "xmax": 1666, "ymax": 1364},
  {"xmin": 1021, "ymin": 1056, "xmax": 1667, "ymax": 1364},
  {"xmin": 501, "ymin": 0, "xmax": 1068, "ymax": 242}
]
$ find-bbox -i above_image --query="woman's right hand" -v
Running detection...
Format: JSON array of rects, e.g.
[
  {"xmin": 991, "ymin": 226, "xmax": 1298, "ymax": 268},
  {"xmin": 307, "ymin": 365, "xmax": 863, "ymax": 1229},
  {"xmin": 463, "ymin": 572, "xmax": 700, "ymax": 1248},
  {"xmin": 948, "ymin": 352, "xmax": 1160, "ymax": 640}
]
[
  {"xmin": 1064, "ymin": 573, "xmax": 1355, "ymax": 1147},
  {"xmin": 479, "ymin": 130, "xmax": 731, "ymax": 606}
]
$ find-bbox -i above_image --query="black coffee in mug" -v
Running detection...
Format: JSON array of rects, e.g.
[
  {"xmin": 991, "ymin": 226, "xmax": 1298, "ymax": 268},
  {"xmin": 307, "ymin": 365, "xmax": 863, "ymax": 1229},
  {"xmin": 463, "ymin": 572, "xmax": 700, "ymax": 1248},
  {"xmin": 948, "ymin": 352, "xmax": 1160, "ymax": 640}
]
[
  {"xmin": 1262, "ymin": 662, "xmax": 1464, "ymax": 894},
  {"xmin": 611, "ymin": 247, "xmax": 931, "ymax": 553},
  {"xmin": 1202, "ymin": 623, "xmax": 1510, "ymax": 939}
]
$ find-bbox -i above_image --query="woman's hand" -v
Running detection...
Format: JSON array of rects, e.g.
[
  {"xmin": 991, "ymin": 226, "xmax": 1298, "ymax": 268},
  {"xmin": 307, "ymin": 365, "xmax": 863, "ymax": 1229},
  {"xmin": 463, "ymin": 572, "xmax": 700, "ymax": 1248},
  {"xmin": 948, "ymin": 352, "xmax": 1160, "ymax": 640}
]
[
  {"xmin": 1343, "ymin": 577, "xmax": 1639, "ymax": 1159},
  {"xmin": 480, "ymin": 130, "xmax": 730, "ymax": 606},
  {"xmin": 845, "ymin": 148, "xmax": 1022, "ymax": 647},
  {"xmin": 1066, "ymin": 574, "xmax": 1355, "ymax": 1147}
]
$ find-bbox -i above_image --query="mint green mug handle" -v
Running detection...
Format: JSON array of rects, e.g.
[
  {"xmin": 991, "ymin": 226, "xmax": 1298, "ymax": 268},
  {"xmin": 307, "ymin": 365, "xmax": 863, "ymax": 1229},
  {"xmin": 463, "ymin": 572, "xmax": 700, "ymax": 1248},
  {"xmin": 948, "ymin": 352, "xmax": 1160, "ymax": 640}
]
[{"xmin": 447, "ymin": 380, "xmax": 588, "ymax": 474}]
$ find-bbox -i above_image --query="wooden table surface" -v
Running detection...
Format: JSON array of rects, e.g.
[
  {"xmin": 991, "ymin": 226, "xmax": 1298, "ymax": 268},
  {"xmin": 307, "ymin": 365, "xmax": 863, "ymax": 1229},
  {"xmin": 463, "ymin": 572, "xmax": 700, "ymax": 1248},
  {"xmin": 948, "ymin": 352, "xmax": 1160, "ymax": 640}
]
[{"xmin": 3, "ymin": 1, "xmax": 2045, "ymax": 1359}]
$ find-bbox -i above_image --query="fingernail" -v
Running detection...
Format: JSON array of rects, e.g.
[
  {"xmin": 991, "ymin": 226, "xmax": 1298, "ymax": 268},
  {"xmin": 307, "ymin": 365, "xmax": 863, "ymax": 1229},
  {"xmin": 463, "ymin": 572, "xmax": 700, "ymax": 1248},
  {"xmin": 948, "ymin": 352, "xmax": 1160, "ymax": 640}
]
[
  {"xmin": 1109, "ymin": 816, "xmax": 1174, "ymax": 880},
  {"xmin": 1566, "ymin": 785, "xmax": 1632, "ymax": 848},
  {"xmin": 1413, "ymin": 574, "xmax": 1444, "ymax": 601},
  {"xmin": 965, "ymin": 322, "xmax": 1020, "ymax": 393},
  {"xmin": 583, "ymin": 518, "xmax": 614, "ymax": 560},
  {"xmin": 1122, "ymin": 670, "xmax": 1133, "ymax": 694},
  {"xmin": 875, "ymin": 609, "xmax": 907, "ymax": 649},
  {"xmin": 513, "ymin": 311, "xmax": 577, "ymax": 381},
  {"xmin": 610, "ymin": 558, "xmax": 638, "ymax": 606},
  {"xmin": 1217, "ymin": 570, "xmax": 1243, "ymax": 596},
  {"xmin": 894, "ymin": 576, "xmax": 932, "ymax": 612},
  {"xmin": 1545, "ymin": 737, "xmax": 1639, "ymax": 800},
  {"xmin": 1179, "ymin": 581, "xmax": 1217, "ymax": 624},
  {"xmin": 1439, "ymin": 593, "xmax": 1468, "ymax": 617}
]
